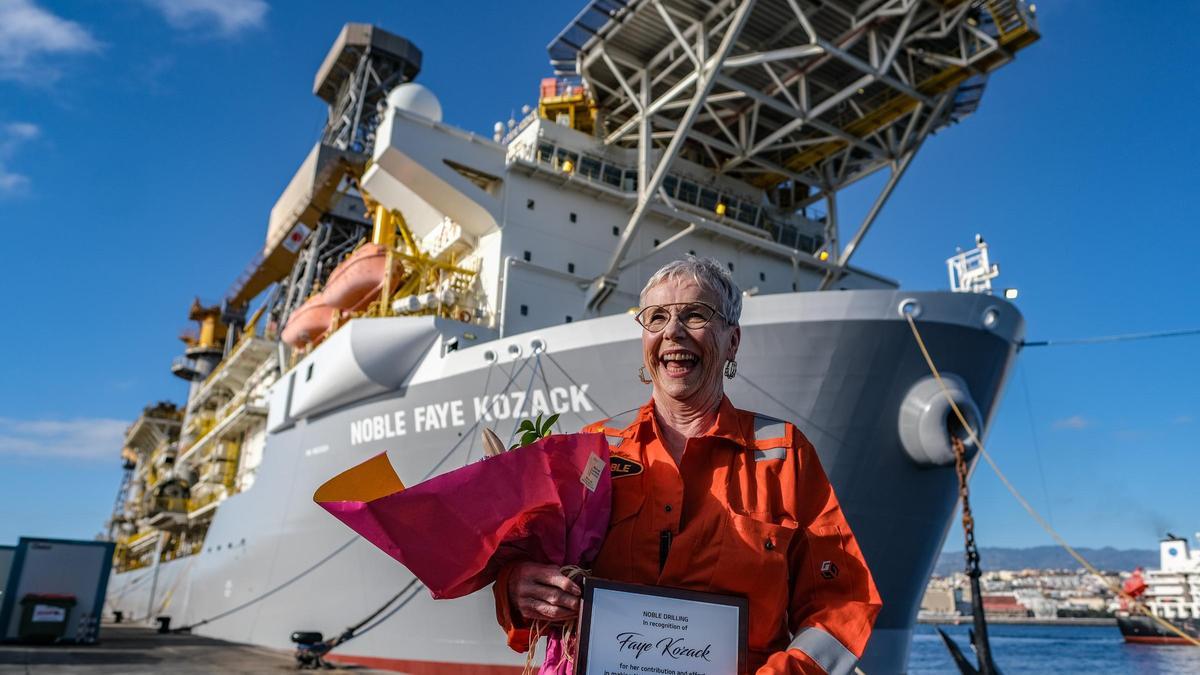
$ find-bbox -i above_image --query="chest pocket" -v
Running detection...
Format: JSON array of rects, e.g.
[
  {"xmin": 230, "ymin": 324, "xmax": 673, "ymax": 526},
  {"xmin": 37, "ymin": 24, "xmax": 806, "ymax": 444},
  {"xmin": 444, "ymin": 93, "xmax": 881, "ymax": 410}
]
[
  {"xmin": 713, "ymin": 512, "xmax": 797, "ymax": 648},
  {"xmin": 591, "ymin": 459, "xmax": 646, "ymax": 578}
]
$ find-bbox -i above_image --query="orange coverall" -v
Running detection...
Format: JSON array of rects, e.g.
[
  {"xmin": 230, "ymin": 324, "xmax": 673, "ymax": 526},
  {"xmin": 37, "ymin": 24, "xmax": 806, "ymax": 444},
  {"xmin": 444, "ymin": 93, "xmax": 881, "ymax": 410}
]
[{"xmin": 494, "ymin": 396, "xmax": 882, "ymax": 674}]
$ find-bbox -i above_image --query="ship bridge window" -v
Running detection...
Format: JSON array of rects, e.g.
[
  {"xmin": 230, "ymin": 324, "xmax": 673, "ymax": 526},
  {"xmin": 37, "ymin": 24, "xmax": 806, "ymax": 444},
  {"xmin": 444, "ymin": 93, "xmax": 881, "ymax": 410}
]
[
  {"xmin": 778, "ymin": 223, "xmax": 797, "ymax": 246},
  {"xmin": 537, "ymin": 142, "xmax": 554, "ymax": 164},
  {"xmin": 663, "ymin": 175, "xmax": 678, "ymax": 197},
  {"xmin": 622, "ymin": 169, "xmax": 638, "ymax": 193},
  {"xmin": 699, "ymin": 188, "xmax": 719, "ymax": 212},
  {"xmin": 720, "ymin": 197, "xmax": 737, "ymax": 218},
  {"xmin": 677, "ymin": 180, "xmax": 698, "ymax": 205},
  {"xmin": 555, "ymin": 147, "xmax": 579, "ymax": 170},
  {"xmin": 579, "ymin": 155, "xmax": 602, "ymax": 179},
  {"xmin": 738, "ymin": 203, "xmax": 759, "ymax": 226},
  {"xmin": 796, "ymin": 233, "xmax": 815, "ymax": 253},
  {"xmin": 602, "ymin": 164, "xmax": 623, "ymax": 188}
]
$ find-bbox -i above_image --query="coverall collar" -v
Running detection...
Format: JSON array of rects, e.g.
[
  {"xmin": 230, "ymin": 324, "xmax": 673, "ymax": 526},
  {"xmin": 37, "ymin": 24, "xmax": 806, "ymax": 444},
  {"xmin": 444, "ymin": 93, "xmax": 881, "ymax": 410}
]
[{"xmin": 635, "ymin": 394, "xmax": 754, "ymax": 449}]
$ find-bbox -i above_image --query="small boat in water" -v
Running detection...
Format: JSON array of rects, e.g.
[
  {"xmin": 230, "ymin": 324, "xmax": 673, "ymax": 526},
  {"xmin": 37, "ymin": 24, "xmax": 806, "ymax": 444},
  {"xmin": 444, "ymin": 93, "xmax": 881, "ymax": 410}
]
[{"xmin": 1117, "ymin": 534, "xmax": 1200, "ymax": 644}]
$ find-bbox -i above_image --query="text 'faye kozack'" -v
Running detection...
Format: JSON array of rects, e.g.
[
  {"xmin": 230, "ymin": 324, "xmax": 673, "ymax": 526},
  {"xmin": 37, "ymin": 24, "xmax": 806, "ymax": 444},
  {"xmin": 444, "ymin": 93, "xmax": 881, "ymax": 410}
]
[{"xmin": 349, "ymin": 385, "xmax": 594, "ymax": 445}]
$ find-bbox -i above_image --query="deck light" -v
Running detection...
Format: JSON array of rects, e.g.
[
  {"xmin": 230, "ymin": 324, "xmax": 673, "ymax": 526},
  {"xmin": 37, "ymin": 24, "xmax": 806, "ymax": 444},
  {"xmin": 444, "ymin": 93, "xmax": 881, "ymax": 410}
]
[
  {"xmin": 818, "ymin": 250, "xmax": 829, "ymax": 262},
  {"xmin": 1003, "ymin": 288, "xmax": 1019, "ymax": 300},
  {"xmin": 562, "ymin": 159, "xmax": 574, "ymax": 173},
  {"xmin": 715, "ymin": 202, "xmax": 726, "ymax": 216}
]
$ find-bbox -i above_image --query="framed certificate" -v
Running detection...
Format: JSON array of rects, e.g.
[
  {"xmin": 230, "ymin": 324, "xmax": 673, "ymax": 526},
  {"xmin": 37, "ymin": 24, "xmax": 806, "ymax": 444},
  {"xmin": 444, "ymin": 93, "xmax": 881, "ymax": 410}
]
[{"xmin": 576, "ymin": 578, "xmax": 749, "ymax": 675}]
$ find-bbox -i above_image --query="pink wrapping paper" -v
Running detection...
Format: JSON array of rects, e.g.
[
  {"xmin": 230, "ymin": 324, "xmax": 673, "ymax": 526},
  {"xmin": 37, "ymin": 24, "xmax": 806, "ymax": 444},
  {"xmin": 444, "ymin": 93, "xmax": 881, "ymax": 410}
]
[{"xmin": 315, "ymin": 432, "xmax": 612, "ymax": 672}]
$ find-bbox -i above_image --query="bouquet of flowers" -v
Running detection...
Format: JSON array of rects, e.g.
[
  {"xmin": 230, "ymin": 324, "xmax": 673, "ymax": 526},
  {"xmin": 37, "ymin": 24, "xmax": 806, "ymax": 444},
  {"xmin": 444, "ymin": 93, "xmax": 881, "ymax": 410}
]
[{"xmin": 314, "ymin": 417, "xmax": 611, "ymax": 671}]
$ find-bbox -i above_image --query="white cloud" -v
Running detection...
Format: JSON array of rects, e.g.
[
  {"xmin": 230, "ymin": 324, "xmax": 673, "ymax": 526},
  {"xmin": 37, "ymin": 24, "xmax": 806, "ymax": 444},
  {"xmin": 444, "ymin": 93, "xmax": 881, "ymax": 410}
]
[
  {"xmin": 0, "ymin": 416, "xmax": 128, "ymax": 461},
  {"xmin": 0, "ymin": 121, "xmax": 40, "ymax": 196},
  {"xmin": 0, "ymin": 0, "xmax": 101, "ymax": 81},
  {"xmin": 1175, "ymin": 414, "xmax": 1195, "ymax": 425},
  {"xmin": 4, "ymin": 122, "xmax": 39, "ymax": 141},
  {"xmin": 1053, "ymin": 415, "xmax": 1089, "ymax": 430},
  {"xmin": 0, "ymin": 170, "xmax": 31, "ymax": 193},
  {"xmin": 142, "ymin": 0, "xmax": 268, "ymax": 36}
]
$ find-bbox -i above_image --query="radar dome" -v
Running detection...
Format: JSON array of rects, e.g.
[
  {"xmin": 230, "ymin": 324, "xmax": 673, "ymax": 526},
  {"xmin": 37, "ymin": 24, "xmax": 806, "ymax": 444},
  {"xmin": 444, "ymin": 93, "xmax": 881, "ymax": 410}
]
[{"xmin": 386, "ymin": 83, "xmax": 443, "ymax": 123}]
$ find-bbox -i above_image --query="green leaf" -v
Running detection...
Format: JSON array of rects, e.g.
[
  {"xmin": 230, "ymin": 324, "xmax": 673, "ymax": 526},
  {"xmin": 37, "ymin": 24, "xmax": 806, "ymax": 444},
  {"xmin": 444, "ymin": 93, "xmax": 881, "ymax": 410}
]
[
  {"xmin": 518, "ymin": 419, "xmax": 535, "ymax": 432},
  {"xmin": 534, "ymin": 414, "xmax": 543, "ymax": 433},
  {"xmin": 541, "ymin": 413, "xmax": 560, "ymax": 436},
  {"xmin": 509, "ymin": 442, "xmax": 520, "ymax": 450},
  {"xmin": 520, "ymin": 431, "xmax": 540, "ymax": 447}
]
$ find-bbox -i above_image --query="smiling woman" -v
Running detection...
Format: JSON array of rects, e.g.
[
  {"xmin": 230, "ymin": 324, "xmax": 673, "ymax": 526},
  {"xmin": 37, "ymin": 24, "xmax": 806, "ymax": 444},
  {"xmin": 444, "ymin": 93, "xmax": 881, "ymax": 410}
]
[{"xmin": 494, "ymin": 256, "xmax": 883, "ymax": 675}]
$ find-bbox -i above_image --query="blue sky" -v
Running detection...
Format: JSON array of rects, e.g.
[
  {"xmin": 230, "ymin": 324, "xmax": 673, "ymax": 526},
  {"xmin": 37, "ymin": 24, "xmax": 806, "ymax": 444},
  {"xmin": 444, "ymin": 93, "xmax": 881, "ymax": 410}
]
[{"xmin": 0, "ymin": 1, "xmax": 1196, "ymax": 557}]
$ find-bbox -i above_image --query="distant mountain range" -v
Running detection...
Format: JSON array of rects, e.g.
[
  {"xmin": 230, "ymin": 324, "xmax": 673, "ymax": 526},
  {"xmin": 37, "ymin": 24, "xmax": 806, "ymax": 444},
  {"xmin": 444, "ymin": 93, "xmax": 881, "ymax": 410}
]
[{"xmin": 933, "ymin": 546, "xmax": 1158, "ymax": 576}]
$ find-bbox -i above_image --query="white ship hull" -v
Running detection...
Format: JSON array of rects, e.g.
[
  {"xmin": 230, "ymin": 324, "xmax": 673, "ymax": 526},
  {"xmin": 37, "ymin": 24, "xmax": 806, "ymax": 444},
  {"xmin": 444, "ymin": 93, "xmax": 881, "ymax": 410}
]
[{"xmin": 108, "ymin": 289, "xmax": 1022, "ymax": 673}]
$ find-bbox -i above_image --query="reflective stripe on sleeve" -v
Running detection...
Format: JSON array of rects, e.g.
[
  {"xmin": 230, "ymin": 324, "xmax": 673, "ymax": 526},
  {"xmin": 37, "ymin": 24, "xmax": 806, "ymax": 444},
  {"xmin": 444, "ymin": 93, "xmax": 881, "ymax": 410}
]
[
  {"xmin": 605, "ymin": 434, "xmax": 624, "ymax": 447},
  {"xmin": 788, "ymin": 627, "xmax": 858, "ymax": 675},
  {"xmin": 753, "ymin": 447, "xmax": 787, "ymax": 461}
]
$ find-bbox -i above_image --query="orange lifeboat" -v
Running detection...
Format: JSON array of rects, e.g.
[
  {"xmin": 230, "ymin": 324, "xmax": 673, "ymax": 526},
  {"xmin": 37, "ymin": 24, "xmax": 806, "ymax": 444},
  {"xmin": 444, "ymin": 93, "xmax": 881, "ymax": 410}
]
[
  {"xmin": 323, "ymin": 244, "xmax": 395, "ymax": 310},
  {"xmin": 281, "ymin": 293, "xmax": 336, "ymax": 348}
]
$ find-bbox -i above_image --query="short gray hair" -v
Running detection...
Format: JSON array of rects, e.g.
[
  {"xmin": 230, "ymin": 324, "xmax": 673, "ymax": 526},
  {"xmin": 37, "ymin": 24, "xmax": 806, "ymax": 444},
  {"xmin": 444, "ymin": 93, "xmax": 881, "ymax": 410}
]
[{"xmin": 640, "ymin": 256, "xmax": 742, "ymax": 325}]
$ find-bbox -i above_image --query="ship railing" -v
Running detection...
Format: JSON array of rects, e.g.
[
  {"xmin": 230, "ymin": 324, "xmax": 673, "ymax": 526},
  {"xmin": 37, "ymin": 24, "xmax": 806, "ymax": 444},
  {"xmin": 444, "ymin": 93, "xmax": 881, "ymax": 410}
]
[
  {"xmin": 126, "ymin": 529, "xmax": 159, "ymax": 550},
  {"xmin": 187, "ymin": 320, "xmax": 275, "ymax": 412},
  {"xmin": 187, "ymin": 491, "xmax": 222, "ymax": 517},
  {"xmin": 501, "ymin": 109, "xmax": 540, "ymax": 145},
  {"xmin": 512, "ymin": 137, "xmax": 827, "ymax": 255},
  {"xmin": 176, "ymin": 393, "xmax": 263, "ymax": 467},
  {"xmin": 153, "ymin": 496, "xmax": 187, "ymax": 514}
]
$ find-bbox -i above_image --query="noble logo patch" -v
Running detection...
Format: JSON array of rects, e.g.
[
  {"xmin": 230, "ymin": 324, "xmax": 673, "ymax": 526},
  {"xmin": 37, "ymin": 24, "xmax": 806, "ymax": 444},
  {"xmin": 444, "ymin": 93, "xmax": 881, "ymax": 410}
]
[
  {"xmin": 609, "ymin": 455, "xmax": 644, "ymax": 478},
  {"xmin": 820, "ymin": 560, "xmax": 839, "ymax": 579}
]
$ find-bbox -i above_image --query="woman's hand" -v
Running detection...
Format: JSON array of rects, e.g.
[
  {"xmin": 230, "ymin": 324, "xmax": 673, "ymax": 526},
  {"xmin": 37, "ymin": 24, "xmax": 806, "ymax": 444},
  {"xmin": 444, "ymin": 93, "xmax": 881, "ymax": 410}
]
[{"xmin": 507, "ymin": 561, "xmax": 581, "ymax": 622}]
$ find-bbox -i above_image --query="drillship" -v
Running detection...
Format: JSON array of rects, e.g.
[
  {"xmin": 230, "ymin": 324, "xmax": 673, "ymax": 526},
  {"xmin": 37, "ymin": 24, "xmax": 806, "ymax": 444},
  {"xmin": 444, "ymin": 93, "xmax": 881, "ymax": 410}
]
[{"xmin": 103, "ymin": 2, "xmax": 1039, "ymax": 672}]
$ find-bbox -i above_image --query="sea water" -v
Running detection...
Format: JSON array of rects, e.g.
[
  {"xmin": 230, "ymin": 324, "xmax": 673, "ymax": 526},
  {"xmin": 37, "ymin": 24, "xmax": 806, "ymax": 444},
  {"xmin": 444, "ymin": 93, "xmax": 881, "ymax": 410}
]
[{"xmin": 909, "ymin": 624, "xmax": 1200, "ymax": 674}]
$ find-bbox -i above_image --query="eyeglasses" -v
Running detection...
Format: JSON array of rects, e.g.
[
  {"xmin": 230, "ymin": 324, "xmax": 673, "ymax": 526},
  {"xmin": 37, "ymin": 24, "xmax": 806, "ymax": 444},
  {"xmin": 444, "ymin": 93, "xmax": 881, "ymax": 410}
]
[{"xmin": 634, "ymin": 302, "xmax": 726, "ymax": 333}]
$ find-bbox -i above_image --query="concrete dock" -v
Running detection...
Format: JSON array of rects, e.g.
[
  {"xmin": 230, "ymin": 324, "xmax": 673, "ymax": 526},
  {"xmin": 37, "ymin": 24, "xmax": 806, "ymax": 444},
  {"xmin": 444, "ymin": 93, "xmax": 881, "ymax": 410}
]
[{"xmin": 0, "ymin": 625, "xmax": 387, "ymax": 674}]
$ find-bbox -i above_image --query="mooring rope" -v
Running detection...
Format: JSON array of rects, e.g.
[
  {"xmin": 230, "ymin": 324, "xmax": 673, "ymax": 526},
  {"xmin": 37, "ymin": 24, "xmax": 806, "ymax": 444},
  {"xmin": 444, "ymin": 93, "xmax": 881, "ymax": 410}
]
[
  {"xmin": 1021, "ymin": 327, "xmax": 1200, "ymax": 349},
  {"xmin": 905, "ymin": 313, "xmax": 1200, "ymax": 647}
]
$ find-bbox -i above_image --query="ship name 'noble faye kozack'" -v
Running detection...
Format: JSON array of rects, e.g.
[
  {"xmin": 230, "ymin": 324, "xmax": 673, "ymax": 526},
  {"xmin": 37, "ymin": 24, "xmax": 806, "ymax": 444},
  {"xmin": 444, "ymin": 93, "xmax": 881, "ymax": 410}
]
[
  {"xmin": 349, "ymin": 385, "xmax": 594, "ymax": 443},
  {"xmin": 102, "ymin": 3, "xmax": 1040, "ymax": 674}
]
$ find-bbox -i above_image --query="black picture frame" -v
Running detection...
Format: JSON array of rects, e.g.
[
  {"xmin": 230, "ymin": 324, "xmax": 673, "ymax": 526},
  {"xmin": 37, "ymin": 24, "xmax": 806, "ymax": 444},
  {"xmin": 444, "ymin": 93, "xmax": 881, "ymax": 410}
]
[{"xmin": 575, "ymin": 578, "xmax": 749, "ymax": 675}]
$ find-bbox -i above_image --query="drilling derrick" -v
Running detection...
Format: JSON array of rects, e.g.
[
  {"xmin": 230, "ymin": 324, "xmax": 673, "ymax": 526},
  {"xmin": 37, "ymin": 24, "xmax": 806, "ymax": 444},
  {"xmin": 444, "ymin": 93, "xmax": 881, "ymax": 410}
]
[{"xmin": 545, "ymin": 0, "xmax": 1039, "ymax": 309}]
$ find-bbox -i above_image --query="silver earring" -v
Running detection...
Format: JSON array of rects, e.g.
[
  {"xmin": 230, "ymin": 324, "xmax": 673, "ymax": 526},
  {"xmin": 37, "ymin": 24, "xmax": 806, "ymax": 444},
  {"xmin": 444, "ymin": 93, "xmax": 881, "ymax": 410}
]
[
  {"xmin": 638, "ymin": 366, "xmax": 652, "ymax": 384},
  {"xmin": 723, "ymin": 359, "xmax": 737, "ymax": 379}
]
